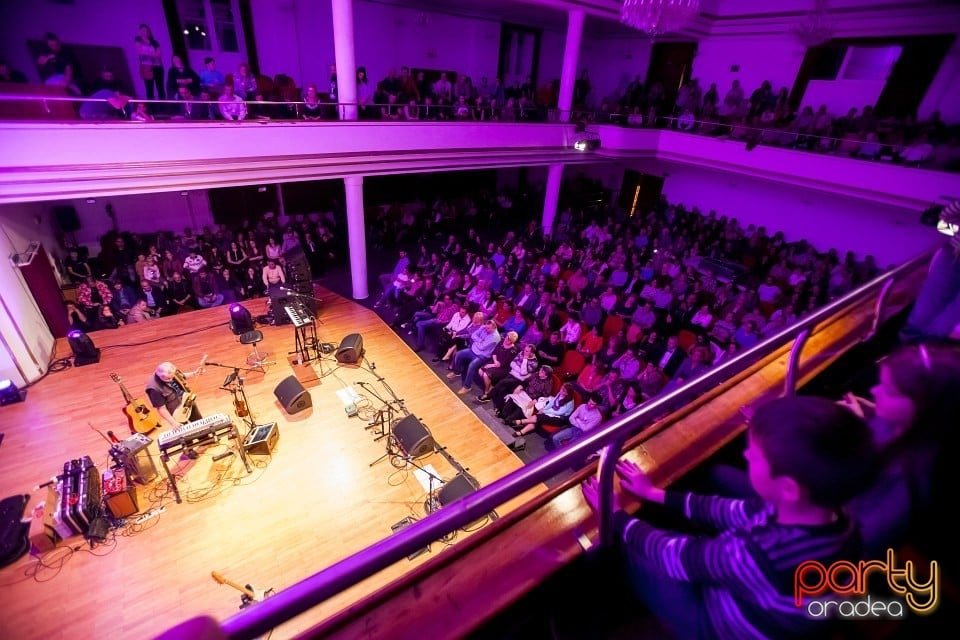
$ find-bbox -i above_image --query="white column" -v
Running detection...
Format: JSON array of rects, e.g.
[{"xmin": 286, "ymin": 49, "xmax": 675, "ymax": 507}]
[
  {"xmin": 332, "ymin": 0, "xmax": 358, "ymax": 121},
  {"xmin": 344, "ymin": 175, "xmax": 368, "ymax": 299},
  {"xmin": 542, "ymin": 164, "xmax": 564, "ymax": 239},
  {"xmin": 556, "ymin": 9, "xmax": 585, "ymax": 123}
]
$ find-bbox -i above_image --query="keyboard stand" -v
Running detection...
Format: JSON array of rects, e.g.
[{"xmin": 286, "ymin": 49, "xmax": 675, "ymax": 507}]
[
  {"xmin": 159, "ymin": 450, "xmax": 182, "ymax": 504},
  {"xmin": 158, "ymin": 424, "xmax": 251, "ymax": 504},
  {"xmin": 290, "ymin": 320, "xmax": 320, "ymax": 365}
]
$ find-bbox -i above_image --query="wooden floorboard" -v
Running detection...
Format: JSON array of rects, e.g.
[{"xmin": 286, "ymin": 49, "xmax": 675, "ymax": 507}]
[{"xmin": 0, "ymin": 288, "xmax": 530, "ymax": 639}]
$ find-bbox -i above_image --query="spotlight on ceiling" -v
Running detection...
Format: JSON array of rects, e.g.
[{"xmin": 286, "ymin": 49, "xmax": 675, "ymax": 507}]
[
  {"xmin": 67, "ymin": 330, "xmax": 101, "ymax": 366},
  {"xmin": 229, "ymin": 304, "xmax": 254, "ymax": 335},
  {"xmin": 0, "ymin": 379, "xmax": 25, "ymax": 405}
]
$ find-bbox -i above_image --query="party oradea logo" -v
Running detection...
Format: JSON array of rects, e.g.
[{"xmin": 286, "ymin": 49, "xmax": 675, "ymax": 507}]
[{"xmin": 794, "ymin": 549, "xmax": 938, "ymax": 619}]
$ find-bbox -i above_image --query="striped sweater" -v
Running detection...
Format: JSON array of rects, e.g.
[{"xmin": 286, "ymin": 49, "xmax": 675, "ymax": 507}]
[{"xmin": 614, "ymin": 491, "xmax": 860, "ymax": 639}]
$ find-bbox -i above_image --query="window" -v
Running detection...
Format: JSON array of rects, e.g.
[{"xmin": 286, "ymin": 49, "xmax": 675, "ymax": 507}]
[
  {"xmin": 176, "ymin": 0, "xmax": 240, "ymax": 53},
  {"xmin": 178, "ymin": 0, "xmax": 211, "ymax": 51},
  {"xmin": 211, "ymin": 0, "xmax": 239, "ymax": 53},
  {"xmin": 839, "ymin": 46, "xmax": 902, "ymax": 81}
]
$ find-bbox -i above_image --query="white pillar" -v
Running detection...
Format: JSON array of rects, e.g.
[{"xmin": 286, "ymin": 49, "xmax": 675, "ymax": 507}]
[
  {"xmin": 344, "ymin": 175, "xmax": 368, "ymax": 299},
  {"xmin": 542, "ymin": 164, "xmax": 564, "ymax": 238},
  {"xmin": 332, "ymin": 0, "xmax": 358, "ymax": 121},
  {"xmin": 557, "ymin": 10, "xmax": 584, "ymax": 123}
]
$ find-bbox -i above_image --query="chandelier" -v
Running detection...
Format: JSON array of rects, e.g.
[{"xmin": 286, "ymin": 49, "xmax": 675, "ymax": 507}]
[
  {"xmin": 619, "ymin": 0, "xmax": 701, "ymax": 36},
  {"xmin": 792, "ymin": 0, "xmax": 833, "ymax": 47}
]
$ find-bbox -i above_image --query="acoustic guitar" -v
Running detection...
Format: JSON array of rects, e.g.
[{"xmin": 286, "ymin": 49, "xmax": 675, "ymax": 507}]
[
  {"xmin": 172, "ymin": 354, "xmax": 207, "ymax": 423},
  {"xmin": 110, "ymin": 373, "xmax": 162, "ymax": 434},
  {"xmin": 211, "ymin": 570, "xmax": 273, "ymax": 607}
]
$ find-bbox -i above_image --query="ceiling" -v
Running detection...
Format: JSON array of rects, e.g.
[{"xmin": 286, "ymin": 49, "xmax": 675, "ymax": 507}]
[{"xmin": 375, "ymin": 0, "xmax": 951, "ymax": 38}]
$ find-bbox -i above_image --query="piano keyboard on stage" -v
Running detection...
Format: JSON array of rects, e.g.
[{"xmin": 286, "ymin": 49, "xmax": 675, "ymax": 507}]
[
  {"xmin": 158, "ymin": 413, "xmax": 233, "ymax": 453},
  {"xmin": 284, "ymin": 303, "xmax": 314, "ymax": 328}
]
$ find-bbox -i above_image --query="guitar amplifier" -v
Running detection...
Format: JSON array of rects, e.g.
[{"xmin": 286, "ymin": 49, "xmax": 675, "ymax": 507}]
[
  {"xmin": 244, "ymin": 422, "xmax": 279, "ymax": 456},
  {"xmin": 120, "ymin": 434, "xmax": 158, "ymax": 485},
  {"xmin": 102, "ymin": 470, "xmax": 138, "ymax": 519}
]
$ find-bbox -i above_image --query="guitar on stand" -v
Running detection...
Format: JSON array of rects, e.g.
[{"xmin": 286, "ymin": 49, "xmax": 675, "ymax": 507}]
[
  {"xmin": 211, "ymin": 570, "xmax": 274, "ymax": 609},
  {"xmin": 172, "ymin": 354, "xmax": 208, "ymax": 424},
  {"xmin": 110, "ymin": 373, "xmax": 162, "ymax": 434}
]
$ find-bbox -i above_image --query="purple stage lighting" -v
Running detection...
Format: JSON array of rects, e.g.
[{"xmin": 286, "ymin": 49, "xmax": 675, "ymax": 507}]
[
  {"xmin": 229, "ymin": 304, "xmax": 254, "ymax": 335},
  {"xmin": 0, "ymin": 378, "xmax": 25, "ymax": 405},
  {"xmin": 67, "ymin": 330, "xmax": 100, "ymax": 366}
]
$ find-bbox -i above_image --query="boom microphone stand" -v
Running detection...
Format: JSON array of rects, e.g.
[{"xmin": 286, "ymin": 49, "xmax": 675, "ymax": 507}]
[{"xmin": 206, "ymin": 361, "xmax": 261, "ymax": 429}]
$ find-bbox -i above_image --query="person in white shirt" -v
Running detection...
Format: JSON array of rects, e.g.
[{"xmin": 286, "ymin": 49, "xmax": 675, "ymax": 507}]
[
  {"xmin": 183, "ymin": 251, "xmax": 206, "ymax": 274},
  {"xmin": 218, "ymin": 83, "xmax": 247, "ymax": 121},
  {"xmin": 559, "ymin": 313, "xmax": 582, "ymax": 347},
  {"xmin": 549, "ymin": 394, "xmax": 604, "ymax": 448}
]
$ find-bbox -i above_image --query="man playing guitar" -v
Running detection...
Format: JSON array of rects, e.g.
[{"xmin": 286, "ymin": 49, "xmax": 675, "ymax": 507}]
[{"xmin": 145, "ymin": 359, "xmax": 205, "ymax": 428}]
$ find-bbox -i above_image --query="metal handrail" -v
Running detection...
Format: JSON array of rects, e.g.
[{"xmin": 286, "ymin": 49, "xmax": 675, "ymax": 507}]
[{"xmin": 209, "ymin": 249, "xmax": 932, "ymax": 640}]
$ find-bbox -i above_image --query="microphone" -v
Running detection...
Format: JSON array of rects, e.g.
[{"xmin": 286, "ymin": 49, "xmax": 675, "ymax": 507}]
[
  {"xmin": 223, "ymin": 372, "xmax": 238, "ymax": 386},
  {"xmin": 212, "ymin": 450, "xmax": 234, "ymax": 462},
  {"xmin": 370, "ymin": 362, "xmax": 376, "ymax": 371},
  {"xmin": 106, "ymin": 430, "xmax": 120, "ymax": 444}
]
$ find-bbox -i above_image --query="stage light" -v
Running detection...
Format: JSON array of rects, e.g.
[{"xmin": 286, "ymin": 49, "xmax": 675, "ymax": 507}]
[
  {"xmin": 229, "ymin": 304, "xmax": 254, "ymax": 335},
  {"xmin": 0, "ymin": 379, "xmax": 25, "ymax": 405},
  {"xmin": 574, "ymin": 138, "xmax": 601, "ymax": 151},
  {"xmin": 67, "ymin": 330, "xmax": 101, "ymax": 366}
]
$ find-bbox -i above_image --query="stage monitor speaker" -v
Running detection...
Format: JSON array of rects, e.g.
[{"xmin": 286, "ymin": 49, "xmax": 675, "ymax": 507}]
[
  {"xmin": 335, "ymin": 333, "xmax": 364, "ymax": 364},
  {"xmin": 437, "ymin": 472, "xmax": 479, "ymax": 506},
  {"xmin": 392, "ymin": 415, "xmax": 435, "ymax": 458},
  {"xmin": 274, "ymin": 376, "xmax": 312, "ymax": 414}
]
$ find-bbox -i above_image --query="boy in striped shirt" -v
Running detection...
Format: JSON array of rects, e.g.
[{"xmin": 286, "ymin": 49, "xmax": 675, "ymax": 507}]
[{"xmin": 583, "ymin": 396, "xmax": 877, "ymax": 639}]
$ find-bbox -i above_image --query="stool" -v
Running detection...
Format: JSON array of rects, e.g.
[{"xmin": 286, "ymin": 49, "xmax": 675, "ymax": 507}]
[{"xmin": 240, "ymin": 330, "xmax": 274, "ymax": 370}]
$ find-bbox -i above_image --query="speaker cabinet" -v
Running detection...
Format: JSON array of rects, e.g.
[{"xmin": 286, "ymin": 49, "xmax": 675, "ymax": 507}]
[
  {"xmin": 244, "ymin": 422, "xmax": 279, "ymax": 455},
  {"xmin": 392, "ymin": 415, "xmax": 435, "ymax": 458},
  {"xmin": 274, "ymin": 376, "xmax": 312, "ymax": 414},
  {"xmin": 437, "ymin": 472, "xmax": 479, "ymax": 505},
  {"xmin": 336, "ymin": 333, "xmax": 364, "ymax": 364}
]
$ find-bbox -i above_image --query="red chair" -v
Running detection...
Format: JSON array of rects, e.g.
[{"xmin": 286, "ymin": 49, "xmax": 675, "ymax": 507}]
[
  {"xmin": 678, "ymin": 329, "xmax": 697, "ymax": 352},
  {"xmin": 556, "ymin": 350, "xmax": 586, "ymax": 380},
  {"xmin": 601, "ymin": 314, "xmax": 624, "ymax": 340}
]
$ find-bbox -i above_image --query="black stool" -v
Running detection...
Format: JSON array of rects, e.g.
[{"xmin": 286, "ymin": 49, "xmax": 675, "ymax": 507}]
[{"xmin": 241, "ymin": 330, "xmax": 274, "ymax": 370}]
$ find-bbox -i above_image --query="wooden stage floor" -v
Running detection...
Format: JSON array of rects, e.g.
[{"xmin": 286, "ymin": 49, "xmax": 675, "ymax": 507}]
[{"xmin": 0, "ymin": 288, "xmax": 528, "ymax": 639}]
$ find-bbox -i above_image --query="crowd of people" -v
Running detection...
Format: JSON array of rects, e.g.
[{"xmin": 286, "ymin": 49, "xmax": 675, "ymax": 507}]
[
  {"xmin": 7, "ymin": 28, "xmax": 957, "ymax": 171},
  {"xmin": 607, "ymin": 76, "xmax": 959, "ymax": 171},
  {"xmin": 370, "ymin": 190, "xmax": 884, "ymax": 451},
  {"xmin": 62, "ymin": 210, "xmax": 339, "ymax": 331}
]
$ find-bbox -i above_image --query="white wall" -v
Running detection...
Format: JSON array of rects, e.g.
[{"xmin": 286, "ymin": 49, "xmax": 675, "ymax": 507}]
[
  {"xmin": 353, "ymin": 1, "xmax": 501, "ymax": 89},
  {"xmin": 579, "ymin": 36, "xmax": 652, "ymax": 107},
  {"xmin": 0, "ymin": 0, "xmax": 171, "ymax": 95},
  {"xmin": 0, "ymin": 227, "xmax": 56, "ymax": 386},
  {"xmin": 654, "ymin": 163, "xmax": 943, "ymax": 265},
  {"xmin": 249, "ymin": 0, "xmax": 334, "ymax": 88},
  {"xmin": 693, "ymin": 36, "xmax": 808, "ymax": 98},
  {"xmin": 0, "ymin": 192, "xmax": 214, "ymax": 260},
  {"xmin": 802, "ymin": 79, "xmax": 887, "ymax": 115},
  {"xmin": 918, "ymin": 36, "xmax": 960, "ymax": 122}
]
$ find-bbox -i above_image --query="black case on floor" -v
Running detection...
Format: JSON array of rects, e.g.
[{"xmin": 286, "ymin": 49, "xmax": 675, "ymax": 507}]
[{"xmin": 0, "ymin": 494, "xmax": 30, "ymax": 568}]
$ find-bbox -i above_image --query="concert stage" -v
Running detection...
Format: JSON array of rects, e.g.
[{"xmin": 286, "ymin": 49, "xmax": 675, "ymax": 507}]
[{"xmin": 0, "ymin": 288, "xmax": 529, "ymax": 639}]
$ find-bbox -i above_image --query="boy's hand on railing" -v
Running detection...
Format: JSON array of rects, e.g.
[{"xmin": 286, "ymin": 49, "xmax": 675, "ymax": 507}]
[{"xmin": 616, "ymin": 459, "xmax": 665, "ymax": 505}]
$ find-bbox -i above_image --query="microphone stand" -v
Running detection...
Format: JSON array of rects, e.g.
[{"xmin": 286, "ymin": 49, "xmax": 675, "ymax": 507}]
[
  {"xmin": 205, "ymin": 361, "xmax": 259, "ymax": 429},
  {"xmin": 360, "ymin": 361, "xmax": 409, "ymax": 417}
]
